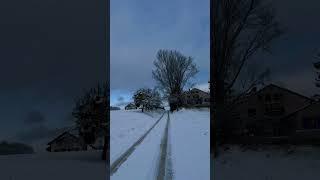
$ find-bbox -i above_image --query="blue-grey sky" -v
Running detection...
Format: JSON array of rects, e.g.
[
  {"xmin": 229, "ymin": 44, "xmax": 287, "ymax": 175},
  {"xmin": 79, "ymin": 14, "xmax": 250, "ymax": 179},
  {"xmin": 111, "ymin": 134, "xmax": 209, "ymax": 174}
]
[
  {"xmin": 110, "ymin": 0, "xmax": 210, "ymax": 107},
  {"xmin": 0, "ymin": 0, "xmax": 106, "ymax": 141}
]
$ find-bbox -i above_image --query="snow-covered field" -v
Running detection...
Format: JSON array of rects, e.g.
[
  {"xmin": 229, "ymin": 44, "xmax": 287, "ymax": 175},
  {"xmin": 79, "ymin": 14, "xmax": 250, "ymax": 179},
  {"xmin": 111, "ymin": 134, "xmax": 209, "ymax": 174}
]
[
  {"xmin": 214, "ymin": 145, "xmax": 320, "ymax": 180},
  {"xmin": 0, "ymin": 150, "xmax": 106, "ymax": 180},
  {"xmin": 110, "ymin": 108, "xmax": 210, "ymax": 180},
  {"xmin": 110, "ymin": 109, "xmax": 163, "ymax": 164},
  {"xmin": 170, "ymin": 108, "xmax": 210, "ymax": 180}
]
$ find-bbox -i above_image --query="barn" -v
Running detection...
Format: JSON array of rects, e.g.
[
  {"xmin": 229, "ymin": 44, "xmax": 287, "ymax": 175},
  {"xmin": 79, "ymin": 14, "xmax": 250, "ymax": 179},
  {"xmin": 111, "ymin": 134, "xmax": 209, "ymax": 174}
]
[{"xmin": 46, "ymin": 132, "xmax": 87, "ymax": 152}]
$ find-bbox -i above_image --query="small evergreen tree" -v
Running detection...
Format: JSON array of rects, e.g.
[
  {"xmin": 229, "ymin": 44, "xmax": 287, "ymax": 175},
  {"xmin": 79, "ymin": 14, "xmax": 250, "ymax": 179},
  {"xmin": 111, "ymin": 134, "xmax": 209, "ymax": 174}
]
[{"xmin": 133, "ymin": 88, "xmax": 162, "ymax": 112}]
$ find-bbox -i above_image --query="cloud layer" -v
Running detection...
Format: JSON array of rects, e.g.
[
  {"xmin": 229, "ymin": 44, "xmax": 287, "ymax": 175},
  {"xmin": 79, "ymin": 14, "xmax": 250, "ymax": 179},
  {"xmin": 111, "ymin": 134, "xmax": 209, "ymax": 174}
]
[{"xmin": 110, "ymin": 0, "xmax": 210, "ymax": 92}]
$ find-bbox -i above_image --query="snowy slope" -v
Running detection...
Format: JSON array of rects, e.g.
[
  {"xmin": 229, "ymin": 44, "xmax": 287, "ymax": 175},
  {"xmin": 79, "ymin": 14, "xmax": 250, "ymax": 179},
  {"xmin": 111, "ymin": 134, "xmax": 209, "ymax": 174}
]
[
  {"xmin": 170, "ymin": 108, "xmax": 210, "ymax": 180},
  {"xmin": 214, "ymin": 145, "xmax": 320, "ymax": 180},
  {"xmin": 110, "ymin": 109, "xmax": 163, "ymax": 164},
  {"xmin": 0, "ymin": 150, "xmax": 106, "ymax": 180}
]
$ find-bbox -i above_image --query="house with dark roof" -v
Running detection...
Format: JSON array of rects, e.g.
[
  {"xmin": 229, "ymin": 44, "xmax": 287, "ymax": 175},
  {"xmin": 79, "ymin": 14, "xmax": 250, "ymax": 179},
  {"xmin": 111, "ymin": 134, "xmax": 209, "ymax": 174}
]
[
  {"xmin": 46, "ymin": 132, "xmax": 87, "ymax": 152},
  {"xmin": 182, "ymin": 88, "xmax": 210, "ymax": 107},
  {"xmin": 125, "ymin": 103, "xmax": 137, "ymax": 110},
  {"xmin": 227, "ymin": 84, "xmax": 314, "ymax": 137}
]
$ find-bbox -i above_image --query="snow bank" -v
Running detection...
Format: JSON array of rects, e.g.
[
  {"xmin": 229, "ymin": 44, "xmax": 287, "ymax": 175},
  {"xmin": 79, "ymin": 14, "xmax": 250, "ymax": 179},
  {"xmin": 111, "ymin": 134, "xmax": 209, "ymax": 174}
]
[
  {"xmin": 0, "ymin": 151, "xmax": 106, "ymax": 180},
  {"xmin": 170, "ymin": 108, "xmax": 210, "ymax": 180},
  {"xmin": 214, "ymin": 145, "xmax": 320, "ymax": 180}
]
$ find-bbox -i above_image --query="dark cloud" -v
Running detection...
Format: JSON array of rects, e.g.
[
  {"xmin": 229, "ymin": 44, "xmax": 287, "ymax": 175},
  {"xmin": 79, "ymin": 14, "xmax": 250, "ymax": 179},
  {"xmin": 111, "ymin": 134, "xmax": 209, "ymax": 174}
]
[{"xmin": 24, "ymin": 111, "xmax": 46, "ymax": 125}]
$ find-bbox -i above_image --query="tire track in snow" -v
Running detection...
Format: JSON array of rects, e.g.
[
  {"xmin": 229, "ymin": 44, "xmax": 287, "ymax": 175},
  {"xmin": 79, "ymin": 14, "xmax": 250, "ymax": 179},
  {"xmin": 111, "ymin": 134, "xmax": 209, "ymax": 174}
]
[
  {"xmin": 156, "ymin": 111, "xmax": 173, "ymax": 180},
  {"xmin": 110, "ymin": 111, "xmax": 166, "ymax": 176}
]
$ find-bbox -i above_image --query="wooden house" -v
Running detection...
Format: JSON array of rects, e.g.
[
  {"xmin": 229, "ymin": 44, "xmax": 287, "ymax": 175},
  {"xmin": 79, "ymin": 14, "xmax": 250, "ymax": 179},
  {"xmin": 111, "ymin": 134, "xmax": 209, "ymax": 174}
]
[
  {"xmin": 227, "ymin": 84, "xmax": 313, "ymax": 137},
  {"xmin": 46, "ymin": 132, "xmax": 87, "ymax": 152},
  {"xmin": 125, "ymin": 103, "xmax": 137, "ymax": 110},
  {"xmin": 183, "ymin": 88, "xmax": 210, "ymax": 107},
  {"xmin": 281, "ymin": 102, "xmax": 320, "ymax": 138}
]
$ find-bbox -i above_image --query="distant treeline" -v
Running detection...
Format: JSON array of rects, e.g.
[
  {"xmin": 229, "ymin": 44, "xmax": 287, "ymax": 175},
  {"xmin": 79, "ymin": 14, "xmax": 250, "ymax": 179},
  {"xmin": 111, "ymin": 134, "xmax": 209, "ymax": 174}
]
[
  {"xmin": 0, "ymin": 141, "xmax": 34, "ymax": 155},
  {"xmin": 110, "ymin": 106, "xmax": 120, "ymax": 111}
]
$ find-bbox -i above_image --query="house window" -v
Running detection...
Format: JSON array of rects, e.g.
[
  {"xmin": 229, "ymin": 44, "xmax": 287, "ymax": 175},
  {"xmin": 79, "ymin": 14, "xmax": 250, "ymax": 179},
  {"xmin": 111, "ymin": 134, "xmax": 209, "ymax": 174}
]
[
  {"xmin": 265, "ymin": 94, "xmax": 271, "ymax": 102},
  {"xmin": 248, "ymin": 108, "xmax": 256, "ymax": 117},
  {"xmin": 265, "ymin": 103, "xmax": 285, "ymax": 116},
  {"xmin": 273, "ymin": 93, "xmax": 281, "ymax": 101},
  {"xmin": 303, "ymin": 118, "xmax": 320, "ymax": 129}
]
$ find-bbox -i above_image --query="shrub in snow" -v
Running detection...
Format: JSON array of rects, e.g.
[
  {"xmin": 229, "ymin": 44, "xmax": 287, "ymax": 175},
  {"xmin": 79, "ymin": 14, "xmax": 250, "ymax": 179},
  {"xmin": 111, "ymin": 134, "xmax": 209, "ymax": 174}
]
[{"xmin": 0, "ymin": 141, "xmax": 34, "ymax": 155}]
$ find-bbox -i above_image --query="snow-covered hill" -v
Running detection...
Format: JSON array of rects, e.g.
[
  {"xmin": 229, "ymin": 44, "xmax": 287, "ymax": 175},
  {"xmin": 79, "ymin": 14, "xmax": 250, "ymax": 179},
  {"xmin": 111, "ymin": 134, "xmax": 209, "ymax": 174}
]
[
  {"xmin": 0, "ymin": 150, "xmax": 105, "ymax": 180},
  {"xmin": 214, "ymin": 145, "xmax": 320, "ymax": 180}
]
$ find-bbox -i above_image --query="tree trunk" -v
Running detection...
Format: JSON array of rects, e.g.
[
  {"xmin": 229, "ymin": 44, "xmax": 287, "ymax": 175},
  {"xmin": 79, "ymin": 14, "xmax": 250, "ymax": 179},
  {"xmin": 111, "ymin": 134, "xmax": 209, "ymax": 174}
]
[
  {"xmin": 213, "ymin": 78, "xmax": 225, "ymax": 158},
  {"xmin": 102, "ymin": 135, "xmax": 107, "ymax": 160},
  {"xmin": 211, "ymin": 0, "xmax": 226, "ymax": 158}
]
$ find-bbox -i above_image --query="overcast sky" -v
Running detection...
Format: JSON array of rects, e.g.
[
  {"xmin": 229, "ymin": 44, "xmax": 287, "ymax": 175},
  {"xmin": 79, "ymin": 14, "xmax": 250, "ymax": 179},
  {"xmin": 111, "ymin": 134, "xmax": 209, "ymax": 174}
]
[
  {"xmin": 110, "ymin": 0, "xmax": 210, "ymax": 107},
  {"xmin": 0, "ymin": 0, "xmax": 106, "ymax": 141},
  {"xmin": 110, "ymin": 0, "xmax": 320, "ymax": 108},
  {"xmin": 251, "ymin": 0, "xmax": 320, "ymax": 97},
  {"xmin": 2, "ymin": 0, "xmax": 320, "ymax": 140}
]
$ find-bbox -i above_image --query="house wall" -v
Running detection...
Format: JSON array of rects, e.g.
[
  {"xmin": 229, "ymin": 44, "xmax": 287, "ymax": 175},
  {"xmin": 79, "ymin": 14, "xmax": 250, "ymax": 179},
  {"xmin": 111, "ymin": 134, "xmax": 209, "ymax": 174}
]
[
  {"xmin": 289, "ymin": 103, "xmax": 320, "ymax": 138},
  {"xmin": 229, "ymin": 85, "xmax": 311, "ymax": 136},
  {"xmin": 125, "ymin": 105, "xmax": 136, "ymax": 110},
  {"xmin": 183, "ymin": 89, "xmax": 210, "ymax": 107},
  {"xmin": 50, "ymin": 135, "xmax": 86, "ymax": 152}
]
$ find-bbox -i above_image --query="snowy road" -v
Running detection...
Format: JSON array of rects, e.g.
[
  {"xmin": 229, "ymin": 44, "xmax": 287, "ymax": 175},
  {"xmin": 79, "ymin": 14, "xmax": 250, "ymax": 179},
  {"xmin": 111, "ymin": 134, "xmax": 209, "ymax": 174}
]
[
  {"xmin": 110, "ymin": 109, "xmax": 210, "ymax": 180},
  {"xmin": 111, "ymin": 111, "xmax": 172, "ymax": 180},
  {"xmin": 156, "ymin": 112, "xmax": 173, "ymax": 180},
  {"xmin": 110, "ymin": 111, "xmax": 166, "ymax": 175}
]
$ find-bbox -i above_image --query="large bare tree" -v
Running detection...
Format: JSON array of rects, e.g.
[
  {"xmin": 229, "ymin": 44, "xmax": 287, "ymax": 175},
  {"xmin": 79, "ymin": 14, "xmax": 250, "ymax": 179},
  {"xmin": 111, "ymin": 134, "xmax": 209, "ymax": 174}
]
[
  {"xmin": 152, "ymin": 49, "xmax": 198, "ymax": 111},
  {"xmin": 211, "ymin": 0, "xmax": 283, "ymax": 157}
]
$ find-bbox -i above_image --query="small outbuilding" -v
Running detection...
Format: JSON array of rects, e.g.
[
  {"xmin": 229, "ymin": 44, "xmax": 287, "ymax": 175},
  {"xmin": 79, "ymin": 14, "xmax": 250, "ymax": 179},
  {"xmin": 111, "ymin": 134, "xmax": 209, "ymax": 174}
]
[
  {"xmin": 125, "ymin": 103, "xmax": 137, "ymax": 110},
  {"xmin": 46, "ymin": 132, "xmax": 87, "ymax": 152}
]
